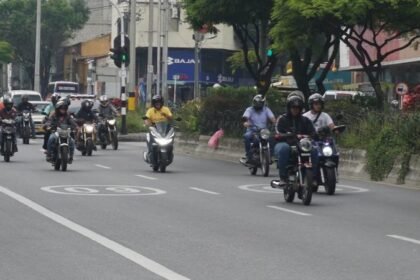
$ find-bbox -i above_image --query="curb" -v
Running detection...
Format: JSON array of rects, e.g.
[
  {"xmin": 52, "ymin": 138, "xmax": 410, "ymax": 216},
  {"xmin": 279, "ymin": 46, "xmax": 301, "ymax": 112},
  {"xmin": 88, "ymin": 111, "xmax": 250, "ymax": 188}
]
[{"xmin": 118, "ymin": 133, "xmax": 147, "ymax": 142}]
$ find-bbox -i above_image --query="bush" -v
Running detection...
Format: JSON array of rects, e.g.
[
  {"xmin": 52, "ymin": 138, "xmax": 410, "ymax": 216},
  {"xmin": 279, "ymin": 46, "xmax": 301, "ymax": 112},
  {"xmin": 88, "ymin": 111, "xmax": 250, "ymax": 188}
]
[{"xmin": 117, "ymin": 107, "xmax": 149, "ymax": 133}]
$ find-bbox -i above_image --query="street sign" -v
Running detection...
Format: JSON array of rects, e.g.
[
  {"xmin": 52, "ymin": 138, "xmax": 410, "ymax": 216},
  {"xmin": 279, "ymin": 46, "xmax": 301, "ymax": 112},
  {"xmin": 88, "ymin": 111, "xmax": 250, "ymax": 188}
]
[
  {"xmin": 173, "ymin": 74, "xmax": 180, "ymax": 80},
  {"xmin": 396, "ymin": 82, "xmax": 409, "ymax": 96}
]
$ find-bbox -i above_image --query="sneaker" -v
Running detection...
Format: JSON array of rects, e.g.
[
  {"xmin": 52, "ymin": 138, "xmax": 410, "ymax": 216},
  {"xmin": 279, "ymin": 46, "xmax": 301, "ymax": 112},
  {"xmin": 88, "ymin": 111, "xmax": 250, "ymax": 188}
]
[
  {"xmin": 46, "ymin": 155, "xmax": 53, "ymax": 163},
  {"xmin": 271, "ymin": 178, "xmax": 287, "ymax": 188},
  {"xmin": 68, "ymin": 156, "xmax": 73, "ymax": 164},
  {"xmin": 13, "ymin": 144, "xmax": 18, "ymax": 153}
]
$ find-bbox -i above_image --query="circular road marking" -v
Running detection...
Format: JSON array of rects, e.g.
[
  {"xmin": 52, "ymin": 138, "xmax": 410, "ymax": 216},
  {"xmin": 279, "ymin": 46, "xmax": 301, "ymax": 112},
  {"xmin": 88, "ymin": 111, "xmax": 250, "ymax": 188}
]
[
  {"xmin": 41, "ymin": 185, "xmax": 166, "ymax": 196},
  {"xmin": 238, "ymin": 184, "xmax": 369, "ymax": 194}
]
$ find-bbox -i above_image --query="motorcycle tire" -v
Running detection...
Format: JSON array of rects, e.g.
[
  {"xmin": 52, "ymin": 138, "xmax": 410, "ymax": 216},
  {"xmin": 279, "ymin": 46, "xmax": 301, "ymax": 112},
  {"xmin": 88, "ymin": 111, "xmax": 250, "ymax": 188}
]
[
  {"xmin": 249, "ymin": 167, "xmax": 258, "ymax": 175},
  {"xmin": 23, "ymin": 126, "xmax": 30, "ymax": 144},
  {"xmin": 54, "ymin": 158, "xmax": 61, "ymax": 171},
  {"xmin": 261, "ymin": 150, "xmax": 270, "ymax": 177},
  {"xmin": 283, "ymin": 183, "xmax": 295, "ymax": 203},
  {"xmin": 101, "ymin": 143, "xmax": 107, "ymax": 150},
  {"xmin": 61, "ymin": 147, "xmax": 68, "ymax": 171},
  {"xmin": 302, "ymin": 169, "xmax": 314, "ymax": 206},
  {"xmin": 152, "ymin": 165, "xmax": 159, "ymax": 172},
  {"xmin": 112, "ymin": 133, "xmax": 118, "ymax": 150},
  {"xmin": 4, "ymin": 140, "xmax": 11, "ymax": 162},
  {"xmin": 160, "ymin": 164, "xmax": 166, "ymax": 173},
  {"xmin": 324, "ymin": 167, "xmax": 336, "ymax": 195},
  {"xmin": 86, "ymin": 139, "xmax": 93, "ymax": 156}
]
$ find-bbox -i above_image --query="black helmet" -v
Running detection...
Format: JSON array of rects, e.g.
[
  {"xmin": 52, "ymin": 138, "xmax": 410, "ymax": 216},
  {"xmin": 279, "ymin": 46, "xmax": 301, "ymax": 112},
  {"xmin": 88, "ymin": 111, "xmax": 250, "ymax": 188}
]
[
  {"xmin": 55, "ymin": 99, "xmax": 68, "ymax": 111},
  {"xmin": 99, "ymin": 95, "xmax": 109, "ymax": 107},
  {"xmin": 81, "ymin": 99, "xmax": 93, "ymax": 110},
  {"xmin": 252, "ymin": 94, "xmax": 265, "ymax": 111},
  {"xmin": 308, "ymin": 93, "xmax": 324, "ymax": 109},
  {"xmin": 22, "ymin": 95, "xmax": 29, "ymax": 102},
  {"xmin": 51, "ymin": 93, "xmax": 60, "ymax": 105},
  {"xmin": 3, "ymin": 95, "xmax": 13, "ymax": 110},
  {"xmin": 288, "ymin": 90, "xmax": 305, "ymax": 103},
  {"xmin": 152, "ymin": 95, "xmax": 163, "ymax": 107},
  {"xmin": 287, "ymin": 94, "xmax": 304, "ymax": 112}
]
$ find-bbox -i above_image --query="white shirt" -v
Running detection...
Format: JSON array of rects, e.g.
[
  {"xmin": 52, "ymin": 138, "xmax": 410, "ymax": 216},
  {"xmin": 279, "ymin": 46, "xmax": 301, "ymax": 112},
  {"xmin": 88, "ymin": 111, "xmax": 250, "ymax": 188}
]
[{"xmin": 303, "ymin": 111, "xmax": 334, "ymax": 131}]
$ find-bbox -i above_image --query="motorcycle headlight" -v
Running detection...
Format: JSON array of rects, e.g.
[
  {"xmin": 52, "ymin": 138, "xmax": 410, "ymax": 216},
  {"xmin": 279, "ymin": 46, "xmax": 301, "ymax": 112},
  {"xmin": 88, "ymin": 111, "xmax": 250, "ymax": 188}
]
[
  {"xmin": 84, "ymin": 124, "xmax": 94, "ymax": 133},
  {"xmin": 322, "ymin": 146, "xmax": 333, "ymax": 157},
  {"xmin": 108, "ymin": 119, "xmax": 116, "ymax": 126},
  {"xmin": 260, "ymin": 129, "xmax": 271, "ymax": 140},
  {"xmin": 299, "ymin": 138, "xmax": 312, "ymax": 152},
  {"xmin": 155, "ymin": 138, "xmax": 172, "ymax": 146}
]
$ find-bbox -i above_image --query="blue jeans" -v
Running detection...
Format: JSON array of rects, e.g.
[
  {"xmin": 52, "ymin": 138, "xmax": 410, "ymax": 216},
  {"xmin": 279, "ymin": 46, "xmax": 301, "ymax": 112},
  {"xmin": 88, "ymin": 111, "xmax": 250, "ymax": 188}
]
[
  {"xmin": 243, "ymin": 131, "xmax": 257, "ymax": 159},
  {"xmin": 274, "ymin": 142, "xmax": 319, "ymax": 179},
  {"xmin": 47, "ymin": 133, "xmax": 75, "ymax": 157}
]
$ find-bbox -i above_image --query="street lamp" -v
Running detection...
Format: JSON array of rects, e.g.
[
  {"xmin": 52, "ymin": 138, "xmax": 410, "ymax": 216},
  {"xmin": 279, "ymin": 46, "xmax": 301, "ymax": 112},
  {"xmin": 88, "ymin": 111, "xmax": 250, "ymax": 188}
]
[{"xmin": 34, "ymin": 0, "xmax": 41, "ymax": 93}]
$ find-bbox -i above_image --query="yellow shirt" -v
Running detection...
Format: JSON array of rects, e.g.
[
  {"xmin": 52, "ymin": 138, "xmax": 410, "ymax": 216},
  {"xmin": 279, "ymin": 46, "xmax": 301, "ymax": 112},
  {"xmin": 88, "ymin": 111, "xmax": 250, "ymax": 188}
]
[{"xmin": 145, "ymin": 106, "xmax": 173, "ymax": 123}]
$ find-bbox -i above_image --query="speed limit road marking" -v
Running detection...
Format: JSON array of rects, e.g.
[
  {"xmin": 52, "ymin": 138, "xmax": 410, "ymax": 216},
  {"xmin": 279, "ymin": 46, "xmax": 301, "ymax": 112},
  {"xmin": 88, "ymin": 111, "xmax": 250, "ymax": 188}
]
[{"xmin": 41, "ymin": 185, "xmax": 166, "ymax": 196}]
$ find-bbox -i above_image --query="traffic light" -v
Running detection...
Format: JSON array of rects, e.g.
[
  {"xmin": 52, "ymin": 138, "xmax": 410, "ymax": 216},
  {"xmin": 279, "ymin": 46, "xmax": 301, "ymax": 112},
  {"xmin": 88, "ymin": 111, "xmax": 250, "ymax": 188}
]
[
  {"xmin": 110, "ymin": 35, "xmax": 130, "ymax": 68},
  {"xmin": 267, "ymin": 49, "xmax": 274, "ymax": 57}
]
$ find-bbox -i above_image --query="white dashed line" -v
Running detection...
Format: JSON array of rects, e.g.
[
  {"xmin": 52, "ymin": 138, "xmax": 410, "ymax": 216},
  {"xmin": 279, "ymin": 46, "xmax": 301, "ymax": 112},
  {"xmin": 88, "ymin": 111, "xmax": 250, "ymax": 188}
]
[
  {"xmin": 387, "ymin": 235, "xmax": 420, "ymax": 246},
  {"xmin": 189, "ymin": 187, "xmax": 220, "ymax": 195},
  {"xmin": 267, "ymin": 205, "xmax": 312, "ymax": 216},
  {"xmin": 0, "ymin": 186, "xmax": 189, "ymax": 280},
  {"xmin": 135, "ymin": 174, "xmax": 157, "ymax": 181},
  {"xmin": 95, "ymin": 164, "xmax": 111, "ymax": 170}
]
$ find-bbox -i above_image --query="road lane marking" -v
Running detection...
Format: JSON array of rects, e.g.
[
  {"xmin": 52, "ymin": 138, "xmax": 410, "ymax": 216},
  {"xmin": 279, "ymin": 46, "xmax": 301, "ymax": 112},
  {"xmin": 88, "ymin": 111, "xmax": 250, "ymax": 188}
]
[
  {"xmin": 95, "ymin": 164, "xmax": 111, "ymax": 169},
  {"xmin": 337, "ymin": 184, "xmax": 369, "ymax": 193},
  {"xmin": 189, "ymin": 187, "xmax": 220, "ymax": 195},
  {"xmin": 267, "ymin": 205, "xmax": 312, "ymax": 216},
  {"xmin": 387, "ymin": 235, "xmax": 420, "ymax": 246},
  {"xmin": 41, "ymin": 185, "xmax": 165, "ymax": 196},
  {"xmin": 0, "ymin": 186, "xmax": 189, "ymax": 280},
  {"xmin": 136, "ymin": 174, "xmax": 157, "ymax": 180}
]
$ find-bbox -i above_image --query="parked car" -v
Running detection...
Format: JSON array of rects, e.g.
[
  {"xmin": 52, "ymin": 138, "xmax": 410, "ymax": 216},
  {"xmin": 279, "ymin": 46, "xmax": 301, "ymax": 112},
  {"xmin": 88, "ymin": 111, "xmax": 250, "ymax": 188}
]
[
  {"xmin": 1, "ymin": 90, "xmax": 43, "ymax": 105},
  {"xmin": 323, "ymin": 90, "xmax": 365, "ymax": 101},
  {"xmin": 32, "ymin": 101, "xmax": 50, "ymax": 134}
]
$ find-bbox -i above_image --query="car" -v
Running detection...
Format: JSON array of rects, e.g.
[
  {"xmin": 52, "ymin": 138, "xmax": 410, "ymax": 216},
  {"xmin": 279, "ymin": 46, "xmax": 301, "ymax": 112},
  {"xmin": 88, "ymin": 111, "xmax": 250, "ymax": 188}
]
[
  {"xmin": 322, "ymin": 90, "xmax": 365, "ymax": 101},
  {"xmin": 31, "ymin": 101, "xmax": 50, "ymax": 134},
  {"xmin": 1, "ymin": 90, "xmax": 43, "ymax": 105},
  {"xmin": 46, "ymin": 81, "xmax": 80, "ymax": 100}
]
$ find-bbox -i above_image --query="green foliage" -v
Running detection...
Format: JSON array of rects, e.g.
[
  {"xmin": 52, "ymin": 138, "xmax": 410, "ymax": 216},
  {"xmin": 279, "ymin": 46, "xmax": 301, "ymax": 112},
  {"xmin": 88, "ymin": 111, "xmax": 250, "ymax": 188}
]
[
  {"xmin": 117, "ymin": 108, "xmax": 148, "ymax": 134},
  {"xmin": 0, "ymin": 41, "xmax": 13, "ymax": 63},
  {"xmin": 227, "ymin": 51, "xmax": 257, "ymax": 74},
  {"xmin": 177, "ymin": 100, "xmax": 201, "ymax": 139}
]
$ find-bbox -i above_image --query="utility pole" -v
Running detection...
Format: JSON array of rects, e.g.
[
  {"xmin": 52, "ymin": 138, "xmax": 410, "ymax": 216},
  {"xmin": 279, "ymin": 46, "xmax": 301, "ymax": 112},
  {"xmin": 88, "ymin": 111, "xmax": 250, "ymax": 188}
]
[
  {"xmin": 161, "ymin": 0, "xmax": 169, "ymax": 101},
  {"xmin": 34, "ymin": 0, "xmax": 41, "ymax": 93},
  {"xmin": 128, "ymin": 0, "xmax": 136, "ymax": 111},
  {"xmin": 156, "ymin": 0, "xmax": 162, "ymax": 96},
  {"xmin": 146, "ymin": 0, "xmax": 154, "ymax": 106},
  {"xmin": 193, "ymin": 31, "xmax": 204, "ymax": 99}
]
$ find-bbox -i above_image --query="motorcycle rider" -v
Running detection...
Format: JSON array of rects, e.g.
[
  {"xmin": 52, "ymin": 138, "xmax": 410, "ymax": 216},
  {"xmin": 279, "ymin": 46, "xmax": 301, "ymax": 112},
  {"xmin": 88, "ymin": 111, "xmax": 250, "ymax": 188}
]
[
  {"xmin": 0, "ymin": 96, "xmax": 18, "ymax": 154},
  {"xmin": 16, "ymin": 95, "xmax": 36, "ymax": 138},
  {"xmin": 75, "ymin": 99, "xmax": 98, "ymax": 148},
  {"xmin": 45, "ymin": 99, "xmax": 76, "ymax": 163},
  {"xmin": 303, "ymin": 93, "xmax": 335, "ymax": 132},
  {"xmin": 42, "ymin": 93, "xmax": 61, "ymax": 152},
  {"xmin": 97, "ymin": 95, "xmax": 119, "ymax": 144},
  {"xmin": 144, "ymin": 95, "xmax": 173, "ymax": 161},
  {"xmin": 273, "ymin": 91, "xmax": 318, "ymax": 187},
  {"xmin": 240, "ymin": 94, "xmax": 276, "ymax": 164}
]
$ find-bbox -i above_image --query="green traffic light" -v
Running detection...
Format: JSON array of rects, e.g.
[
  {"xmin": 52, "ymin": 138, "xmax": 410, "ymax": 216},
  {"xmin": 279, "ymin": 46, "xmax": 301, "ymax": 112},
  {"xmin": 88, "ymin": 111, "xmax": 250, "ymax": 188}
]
[
  {"xmin": 267, "ymin": 49, "xmax": 273, "ymax": 57},
  {"xmin": 122, "ymin": 54, "xmax": 126, "ymax": 62}
]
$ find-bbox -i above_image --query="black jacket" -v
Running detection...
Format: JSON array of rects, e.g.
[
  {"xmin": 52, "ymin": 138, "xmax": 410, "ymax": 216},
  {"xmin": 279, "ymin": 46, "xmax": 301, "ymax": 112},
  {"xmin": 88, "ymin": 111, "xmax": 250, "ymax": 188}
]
[
  {"xmin": 276, "ymin": 113, "xmax": 316, "ymax": 143},
  {"xmin": 47, "ymin": 112, "xmax": 77, "ymax": 131},
  {"xmin": 17, "ymin": 101, "xmax": 35, "ymax": 112},
  {"xmin": 76, "ymin": 109, "xmax": 97, "ymax": 123}
]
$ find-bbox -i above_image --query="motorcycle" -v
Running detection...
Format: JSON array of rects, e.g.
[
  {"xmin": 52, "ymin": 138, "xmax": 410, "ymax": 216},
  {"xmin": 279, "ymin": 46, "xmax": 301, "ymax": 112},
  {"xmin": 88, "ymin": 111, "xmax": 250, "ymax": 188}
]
[
  {"xmin": 20, "ymin": 110, "xmax": 32, "ymax": 144},
  {"xmin": 1, "ymin": 119, "xmax": 17, "ymax": 162},
  {"xmin": 51, "ymin": 124, "xmax": 72, "ymax": 171},
  {"xmin": 98, "ymin": 115, "xmax": 118, "ymax": 150},
  {"xmin": 77, "ymin": 122, "xmax": 96, "ymax": 156},
  {"xmin": 313, "ymin": 125, "xmax": 346, "ymax": 195},
  {"xmin": 271, "ymin": 134, "xmax": 315, "ymax": 206},
  {"xmin": 240, "ymin": 127, "xmax": 272, "ymax": 177},
  {"xmin": 143, "ymin": 119, "xmax": 179, "ymax": 173}
]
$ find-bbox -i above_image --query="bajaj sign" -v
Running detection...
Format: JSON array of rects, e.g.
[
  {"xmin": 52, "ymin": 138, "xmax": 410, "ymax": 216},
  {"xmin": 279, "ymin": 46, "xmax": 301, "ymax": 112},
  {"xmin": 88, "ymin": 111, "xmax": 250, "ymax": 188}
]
[{"xmin": 168, "ymin": 57, "xmax": 195, "ymax": 65}]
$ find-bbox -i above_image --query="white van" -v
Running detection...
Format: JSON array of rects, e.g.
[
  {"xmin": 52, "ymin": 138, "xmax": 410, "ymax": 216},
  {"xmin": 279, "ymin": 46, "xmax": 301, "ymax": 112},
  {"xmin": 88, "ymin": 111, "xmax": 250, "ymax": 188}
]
[
  {"xmin": 323, "ymin": 90, "xmax": 365, "ymax": 101},
  {"xmin": 47, "ymin": 81, "xmax": 80, "ymax": 99}
]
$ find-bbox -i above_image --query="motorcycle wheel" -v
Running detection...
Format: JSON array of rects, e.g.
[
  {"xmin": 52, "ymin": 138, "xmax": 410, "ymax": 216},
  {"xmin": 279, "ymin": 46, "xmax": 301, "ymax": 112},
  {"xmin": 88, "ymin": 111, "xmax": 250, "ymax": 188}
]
[
  {"xmin": 86, "ymin": 139, "xmax": 93, "ymax": 156},
  {"xmin": 160, "ymin": 164, "xmax": 166, "ymax": 173},
  {"xmin": 152, "ymin": 165, "xmax": 159, "ymax": 172},
  {"xmin": 23, "ymin": 126, "xmax": 30, "ymax": 144},
  {"xmin": 101, "ymin": 143, "xmax": 107, "ymax": 150},
  {"xmin": 4, "ymin": 140, "xmax": 11, "ymax": 162},
  {"xmin": 249, "ymin": 167, "xmax": 258, "ymax": 175},
  {"xmin": 324, "ymin": 167, "xmax": 336, "ymax": 195},
  {"xmin": 261, "ymin": 150, "xmax": 270, "ymax": 177},
  {"xmin": 302, "ymin": 169, "xmax": 314, "ymax": 206},
  {"xmin": 61, "ymin": 147, "xmax": 68, "ymax": 171},
  {"xmin": 283, "ymin": 183, "xmax": 295, "ymax": 203},
  {"xmin": 111, "ymin": 133, "xmax": 118, "ymax": 150},
  {"xmin": 54, "ymin": 158, "xmax": 61, "ymax": 171}
]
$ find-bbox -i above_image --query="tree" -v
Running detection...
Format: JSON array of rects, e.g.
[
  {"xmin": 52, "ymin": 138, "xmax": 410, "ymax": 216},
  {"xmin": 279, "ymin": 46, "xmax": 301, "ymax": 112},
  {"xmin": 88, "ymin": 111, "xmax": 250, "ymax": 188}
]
[
  {"xmin": 289, "ymin": 0, "xmax": 420, "ymax": 109},
  {"xmin": 0, "ymin": 0, "xmax": 89, "ymax": 95},
  {"xmin": 0, "ymin": 41, "xmax": 13, "ymax": 63},
  {"xmin": 183, "ymin": 0, "xmax": 277, "ymax": 96},
  {"xmin": 270, "ymin": 0, "xmax": 340, "ymax": 99}
]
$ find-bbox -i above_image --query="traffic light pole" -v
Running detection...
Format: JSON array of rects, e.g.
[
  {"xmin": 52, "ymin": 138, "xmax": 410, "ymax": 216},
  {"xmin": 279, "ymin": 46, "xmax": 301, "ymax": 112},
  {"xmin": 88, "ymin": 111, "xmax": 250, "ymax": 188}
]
[{"xmin": 120, "ymin": 14, "xmax": 127, "ymax": 135}]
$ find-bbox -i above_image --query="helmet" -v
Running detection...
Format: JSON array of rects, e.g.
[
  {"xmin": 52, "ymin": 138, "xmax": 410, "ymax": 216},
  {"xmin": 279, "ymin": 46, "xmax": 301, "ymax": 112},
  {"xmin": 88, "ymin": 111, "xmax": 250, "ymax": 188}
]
[
  {"xmin": 287, "ymin": 95, "xmax": 304, "ymax": 112},
  {"xmin": 252, "ymin": 94, "xmax": 265, "ymax": 110},
  {"xmin": 81, "ymin": 99, "xmax": 93, "ymax": 110},
  {"xmin": 51, "ymin": 93, "xmax": 60, "ymax": 105},
  {"xmin": 308, "ymin": 93, "xmax": 324, "ymax": 109},
  {"xmin": 3, "ymin": 95, "xmax": 13, "ymax": 110},
  {"xmin": 152, "ymin": 95, "xmax": 164, "ymax": 107},
  {"xmin": 22, "ymin": 95, "xmax": 29, "ymax": 102},
  {"xmin": 287, "ymin": 90, "xmax": 305, "ymax": 103},
  {"xmin": 99, "ymin": 95, "xmax": 109, "ymax": 107},
  {"xmin": 55, "ymin": 99, "xmax": 68, "ymax": 111}
]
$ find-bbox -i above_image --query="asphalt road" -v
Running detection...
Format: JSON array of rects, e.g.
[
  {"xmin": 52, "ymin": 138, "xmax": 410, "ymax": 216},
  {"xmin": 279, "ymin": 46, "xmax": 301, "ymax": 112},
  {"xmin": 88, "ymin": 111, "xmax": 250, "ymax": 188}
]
[{"xmin": 0, "ymin": 139, "xmax": 419, "ymax": 280}]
